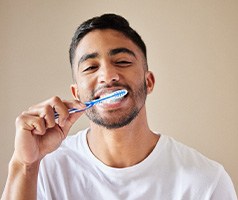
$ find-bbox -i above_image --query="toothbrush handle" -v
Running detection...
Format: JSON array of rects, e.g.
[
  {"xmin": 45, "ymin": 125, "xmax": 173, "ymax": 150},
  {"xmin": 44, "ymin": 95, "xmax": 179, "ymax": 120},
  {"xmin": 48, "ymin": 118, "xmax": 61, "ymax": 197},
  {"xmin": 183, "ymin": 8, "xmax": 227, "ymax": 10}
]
[{"xmin": 54, "ymin": 104, "xmax": 92, "ymax": 119}]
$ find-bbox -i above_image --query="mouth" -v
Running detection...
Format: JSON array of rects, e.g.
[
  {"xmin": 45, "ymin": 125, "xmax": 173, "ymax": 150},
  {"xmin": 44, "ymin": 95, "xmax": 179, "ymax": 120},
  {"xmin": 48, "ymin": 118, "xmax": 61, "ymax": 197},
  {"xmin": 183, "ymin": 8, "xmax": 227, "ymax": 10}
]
[
  {"xmin": 94, "ymin": 88, "xmax": 127, "ymax": 99},
  {"xmin": 94, "ymin": 89, "xmax": 129, "ymax": 106},
  {"xmin": 102, "ymin": 93, "xmax": 127, "ymax": 104}
]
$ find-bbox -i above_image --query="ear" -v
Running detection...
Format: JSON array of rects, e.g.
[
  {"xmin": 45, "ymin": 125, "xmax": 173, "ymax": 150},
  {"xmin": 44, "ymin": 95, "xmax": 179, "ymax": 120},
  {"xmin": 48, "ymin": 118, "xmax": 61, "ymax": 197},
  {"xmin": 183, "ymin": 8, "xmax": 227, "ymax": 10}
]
[
  {"xmin": 145, "ymin": 71, "xmax": 155, "ymax": 94},
  {"xmin": 70, "ymin": 84, "xmax": 79, "ymax": 100}
]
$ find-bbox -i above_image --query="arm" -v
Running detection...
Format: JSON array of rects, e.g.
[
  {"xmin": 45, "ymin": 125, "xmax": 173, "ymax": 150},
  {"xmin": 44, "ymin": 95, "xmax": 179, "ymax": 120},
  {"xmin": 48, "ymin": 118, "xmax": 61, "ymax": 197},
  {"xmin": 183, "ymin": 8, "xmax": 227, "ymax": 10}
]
[
  {"xmin": 2, "ymin": 158, "xmax": 40, "ymax": 200},
  {"xmin": 1, "ymin": 97, "xmax": 85, "ymax": 200}
]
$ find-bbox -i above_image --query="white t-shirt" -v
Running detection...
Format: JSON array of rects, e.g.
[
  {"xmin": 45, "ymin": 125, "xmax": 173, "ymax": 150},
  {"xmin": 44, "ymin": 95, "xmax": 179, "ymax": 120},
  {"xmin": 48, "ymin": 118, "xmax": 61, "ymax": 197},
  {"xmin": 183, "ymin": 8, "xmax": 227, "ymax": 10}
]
[{"xmin": 37, "ymin": 129, "xmax": 237, "ymax": 200}]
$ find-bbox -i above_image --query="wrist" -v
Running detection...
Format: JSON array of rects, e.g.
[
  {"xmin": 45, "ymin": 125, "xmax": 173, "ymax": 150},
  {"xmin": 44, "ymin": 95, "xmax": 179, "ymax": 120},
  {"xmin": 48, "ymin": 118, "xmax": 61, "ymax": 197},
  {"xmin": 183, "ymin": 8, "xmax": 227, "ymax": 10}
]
[{"xmin": 9, "ymin": 154, "xmax": 40, "ymax": 177}]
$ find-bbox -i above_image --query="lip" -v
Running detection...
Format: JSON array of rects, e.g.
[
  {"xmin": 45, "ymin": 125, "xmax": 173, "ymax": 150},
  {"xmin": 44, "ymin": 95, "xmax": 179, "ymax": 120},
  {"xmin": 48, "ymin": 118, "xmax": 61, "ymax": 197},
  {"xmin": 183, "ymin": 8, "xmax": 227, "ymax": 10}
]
[{"xmin": 96, "ymin": 95, "xmax": 128, "ymax": 110}]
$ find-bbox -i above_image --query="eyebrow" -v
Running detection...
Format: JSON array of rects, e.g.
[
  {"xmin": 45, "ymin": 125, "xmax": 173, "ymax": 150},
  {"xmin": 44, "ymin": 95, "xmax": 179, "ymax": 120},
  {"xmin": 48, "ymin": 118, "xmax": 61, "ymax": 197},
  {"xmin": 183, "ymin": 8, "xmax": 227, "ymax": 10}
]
[
  {"xmin": 108, "ymin": 47, "xmax": 136, "ymax": 58},
  {"xmin": 78, "ymin": 52, "xmax": 99, "ymax": 66}
]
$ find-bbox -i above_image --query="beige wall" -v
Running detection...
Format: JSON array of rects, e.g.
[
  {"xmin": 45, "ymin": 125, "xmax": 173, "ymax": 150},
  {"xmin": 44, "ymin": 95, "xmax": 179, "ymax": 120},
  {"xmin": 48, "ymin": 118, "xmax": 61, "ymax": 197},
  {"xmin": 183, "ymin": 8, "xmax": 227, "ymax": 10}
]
[{"xmin": 0, "ymin": 0, "xmax": 237, "ymax": 194}]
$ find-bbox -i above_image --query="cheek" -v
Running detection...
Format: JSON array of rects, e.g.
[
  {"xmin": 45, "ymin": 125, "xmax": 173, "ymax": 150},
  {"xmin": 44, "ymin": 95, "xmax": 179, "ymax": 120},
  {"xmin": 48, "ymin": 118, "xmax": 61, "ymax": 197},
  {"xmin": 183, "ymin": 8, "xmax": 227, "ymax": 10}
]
[
  {"xmin": 75, "ymin": 71, "xmax": 95, "ymax": 88},
  {"xmin": 75, "ymin": 78, "xmax": 94, "ymax": 101},
  {"xmin": 130, "ymin": 71, "xmax": 146, "ymax": 86}
]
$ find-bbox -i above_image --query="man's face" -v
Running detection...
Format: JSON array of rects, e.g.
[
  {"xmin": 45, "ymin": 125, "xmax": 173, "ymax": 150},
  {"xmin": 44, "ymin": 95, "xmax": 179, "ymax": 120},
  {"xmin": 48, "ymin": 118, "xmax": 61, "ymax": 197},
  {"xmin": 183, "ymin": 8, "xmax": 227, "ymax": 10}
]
[{"xmin": 71, "ymin": 29, "xmax": 154, "ymax": 129}]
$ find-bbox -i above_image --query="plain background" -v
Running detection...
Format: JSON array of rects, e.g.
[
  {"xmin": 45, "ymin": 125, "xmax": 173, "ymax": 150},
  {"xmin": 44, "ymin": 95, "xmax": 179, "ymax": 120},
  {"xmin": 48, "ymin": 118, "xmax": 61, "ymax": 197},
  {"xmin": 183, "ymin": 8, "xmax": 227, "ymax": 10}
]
[{"xmin": 0, "ymin": 0, "xmax": 237, "ymax": 195}]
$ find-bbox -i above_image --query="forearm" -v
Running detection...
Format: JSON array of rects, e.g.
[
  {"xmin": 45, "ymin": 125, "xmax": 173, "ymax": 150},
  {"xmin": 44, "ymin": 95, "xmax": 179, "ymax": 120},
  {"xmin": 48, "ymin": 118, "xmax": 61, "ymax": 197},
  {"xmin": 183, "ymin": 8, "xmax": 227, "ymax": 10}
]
[{"xmin": 1, "ymin": 158, "xmax": 40, "ymax": 200}]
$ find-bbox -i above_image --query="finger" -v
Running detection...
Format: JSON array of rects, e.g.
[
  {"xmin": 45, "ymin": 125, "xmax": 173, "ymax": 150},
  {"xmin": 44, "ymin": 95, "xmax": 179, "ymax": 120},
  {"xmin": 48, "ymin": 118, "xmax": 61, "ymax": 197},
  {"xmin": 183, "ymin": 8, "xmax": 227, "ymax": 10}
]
[
  {"xmin": 23, "ymin": 105, "xmax": 56, "ymax": 129},
  {"xmin": 30, "ymin": 96, "xmax": 69, "ymax": 127},
  {"xmin": 41, "ymin": 105, "xmax": 55, "ymax": 128},
  {"xmin": 59, "ymin": 100, "xmax": 86, "ymax": 133},
  {"xmin": 50, "ymin": 97, "xmax": 69, "ymax": 127},
  {"xmin": 16, "ymin": 113, "xmax": 46, "ymax": 135},
  {"xmin": 60, "ymin": 110, "xmax": 84, "ymax": 134}
]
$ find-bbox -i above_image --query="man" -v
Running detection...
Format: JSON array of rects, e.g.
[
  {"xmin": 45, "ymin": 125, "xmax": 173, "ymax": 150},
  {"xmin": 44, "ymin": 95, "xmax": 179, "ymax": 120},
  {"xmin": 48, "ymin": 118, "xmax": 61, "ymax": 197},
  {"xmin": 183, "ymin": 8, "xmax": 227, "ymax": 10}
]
[{"xmin": 2, "ymin": 14, "xmax": 237, "ymax": 200}]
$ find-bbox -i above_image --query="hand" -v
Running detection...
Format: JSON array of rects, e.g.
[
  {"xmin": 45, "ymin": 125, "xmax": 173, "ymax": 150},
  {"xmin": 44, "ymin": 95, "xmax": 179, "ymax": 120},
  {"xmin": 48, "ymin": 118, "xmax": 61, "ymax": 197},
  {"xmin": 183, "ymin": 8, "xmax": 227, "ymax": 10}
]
[{"xmin": 13, "ymin": 96, "xmax": 85, "ymax": 165}]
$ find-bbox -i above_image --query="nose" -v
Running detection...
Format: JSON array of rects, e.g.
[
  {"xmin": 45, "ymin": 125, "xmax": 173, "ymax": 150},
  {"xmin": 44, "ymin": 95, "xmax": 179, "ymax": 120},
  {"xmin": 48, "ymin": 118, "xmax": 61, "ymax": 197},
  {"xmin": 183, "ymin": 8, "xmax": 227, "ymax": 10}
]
[{"xmin": 98, "ymin": 63, "xmax": 120, "ymax": 84}]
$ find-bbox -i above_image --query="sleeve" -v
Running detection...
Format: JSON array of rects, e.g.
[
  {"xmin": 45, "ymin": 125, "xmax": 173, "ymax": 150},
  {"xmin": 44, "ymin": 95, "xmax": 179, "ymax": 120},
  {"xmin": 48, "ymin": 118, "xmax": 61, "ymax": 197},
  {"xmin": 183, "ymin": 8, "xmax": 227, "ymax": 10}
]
[{"xmin": 211, "ymin": 167, "xmax": 237, "ymax": 200}]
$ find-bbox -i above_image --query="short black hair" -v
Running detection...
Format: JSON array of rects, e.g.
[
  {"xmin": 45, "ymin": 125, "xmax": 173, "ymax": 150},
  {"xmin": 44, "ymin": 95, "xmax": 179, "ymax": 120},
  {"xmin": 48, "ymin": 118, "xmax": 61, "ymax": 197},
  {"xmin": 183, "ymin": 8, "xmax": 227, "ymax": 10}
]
[{"xmin": 69, "ymin": 13, "xmax": 147, "ymax": 69}]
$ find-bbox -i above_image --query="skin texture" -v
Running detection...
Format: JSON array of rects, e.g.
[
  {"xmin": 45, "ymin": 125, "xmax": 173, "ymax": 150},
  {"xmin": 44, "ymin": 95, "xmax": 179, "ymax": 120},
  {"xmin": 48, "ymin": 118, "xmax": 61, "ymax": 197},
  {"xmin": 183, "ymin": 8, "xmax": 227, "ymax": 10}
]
[{"xmin": 2, "ymin": 29, "xmax": 159, "ymax": 199}]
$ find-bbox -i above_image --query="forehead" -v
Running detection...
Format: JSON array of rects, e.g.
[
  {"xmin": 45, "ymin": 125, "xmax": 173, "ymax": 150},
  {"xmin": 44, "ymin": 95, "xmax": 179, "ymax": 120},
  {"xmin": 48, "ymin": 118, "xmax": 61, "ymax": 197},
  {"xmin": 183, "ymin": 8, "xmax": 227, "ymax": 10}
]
[{"xmin": 73, "ymin": 29, "xmax": 143, "ymax": 64}]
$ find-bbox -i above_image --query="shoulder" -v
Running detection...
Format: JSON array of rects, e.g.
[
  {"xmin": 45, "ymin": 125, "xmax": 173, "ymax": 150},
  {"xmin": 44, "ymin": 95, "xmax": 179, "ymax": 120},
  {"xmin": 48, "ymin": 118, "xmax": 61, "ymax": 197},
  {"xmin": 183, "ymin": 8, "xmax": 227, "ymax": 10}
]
[
  {"xmin": 161, "ymin": 135, "xmax": 221, "ymax": 169},
  {"xmin": 158, "ymin": 135, "xmax": 237, "ymax": 198},
  {"xmin": 159, "ymin": 134, "xmax": 224, "ymax": 185}
]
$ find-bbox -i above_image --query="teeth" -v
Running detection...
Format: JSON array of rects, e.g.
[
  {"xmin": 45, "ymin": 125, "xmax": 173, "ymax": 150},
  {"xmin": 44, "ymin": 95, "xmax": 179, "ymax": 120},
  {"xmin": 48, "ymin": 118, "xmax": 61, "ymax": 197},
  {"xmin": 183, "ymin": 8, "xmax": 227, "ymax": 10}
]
[
  {"xmin": 100, "ymin": 93, "xmax": 111, "ymax": 98},
  {"xmin": 102, "ymin": 96, "xmax": 123, "ymax": 104},
  {"xmin": 95, "ymin": 89, "xmax": 128, "ymax": 105}
]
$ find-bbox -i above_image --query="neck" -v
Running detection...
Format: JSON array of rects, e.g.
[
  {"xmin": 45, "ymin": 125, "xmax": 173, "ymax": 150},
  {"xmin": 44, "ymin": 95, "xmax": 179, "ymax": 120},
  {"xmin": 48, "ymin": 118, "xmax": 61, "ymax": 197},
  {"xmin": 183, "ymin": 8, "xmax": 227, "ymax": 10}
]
[{"xmin": 87, "ymin": 107, "xmax": 160, "ymax": 168}]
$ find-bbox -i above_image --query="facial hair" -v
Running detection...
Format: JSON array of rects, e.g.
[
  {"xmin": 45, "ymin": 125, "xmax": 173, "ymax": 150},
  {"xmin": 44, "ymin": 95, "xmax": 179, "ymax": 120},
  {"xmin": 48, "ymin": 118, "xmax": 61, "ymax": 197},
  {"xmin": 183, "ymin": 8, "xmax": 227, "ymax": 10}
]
[{"xmin": 84, "ymin": 80, "xmax": 147, "ymax": 129}]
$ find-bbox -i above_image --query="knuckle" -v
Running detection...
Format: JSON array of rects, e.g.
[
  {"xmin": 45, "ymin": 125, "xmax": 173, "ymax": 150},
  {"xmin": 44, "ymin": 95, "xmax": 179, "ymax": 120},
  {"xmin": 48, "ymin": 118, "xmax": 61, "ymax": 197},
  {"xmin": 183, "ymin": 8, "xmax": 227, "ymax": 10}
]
[
  {"xmin": 15, "ymin": 111, "xmax": 29, "ymax": 123},
  {"xmin": 43, "ymin": 105, "xmax": 53, "ymax": 114},
  {"xmin": 21, "ymin": 111, "xmax": 28, "ymax": 115},
  {"xmin": 51, "ymin": 96, "xmax": 61, "ymax": 104},
  {"xmin": 15, "ymin": 115, "xmax": 24, "ymax": 125}
]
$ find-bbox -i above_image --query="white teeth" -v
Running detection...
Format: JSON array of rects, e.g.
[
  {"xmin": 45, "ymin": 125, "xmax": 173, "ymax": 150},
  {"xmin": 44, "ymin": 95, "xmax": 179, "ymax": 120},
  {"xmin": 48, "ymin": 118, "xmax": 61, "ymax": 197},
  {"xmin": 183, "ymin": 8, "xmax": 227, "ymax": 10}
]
[
  {"xmin": 99, "ymin": 93, "xmax": 111, "ymax": 98},
  {"xmin": 95, "ymin": 89, "xmax": 128, "ymax": 105},
  {"xmin": 102, "ymin": 96, "xmax": 123, "ymax": 104}
]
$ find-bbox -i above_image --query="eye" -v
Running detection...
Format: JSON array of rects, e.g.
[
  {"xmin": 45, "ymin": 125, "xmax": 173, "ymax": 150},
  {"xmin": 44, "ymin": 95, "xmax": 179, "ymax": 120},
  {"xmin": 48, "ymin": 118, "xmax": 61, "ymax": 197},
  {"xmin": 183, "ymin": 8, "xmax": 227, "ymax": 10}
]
[
  {"xmin": 115, "ymin": 60, "xmax": 132, "ymax": 66},
  {"xmin": 82, "ymin": 65, "xmax": 98, "ymax": 73}
]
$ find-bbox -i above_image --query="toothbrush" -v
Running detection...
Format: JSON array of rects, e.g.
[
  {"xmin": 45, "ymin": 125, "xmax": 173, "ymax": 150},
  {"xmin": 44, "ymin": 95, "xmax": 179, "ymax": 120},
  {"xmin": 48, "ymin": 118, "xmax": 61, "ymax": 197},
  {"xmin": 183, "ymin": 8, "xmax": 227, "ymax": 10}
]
[{"xmin": 54, "ymin": 89, "xmax": 128, "ymax": 119}]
